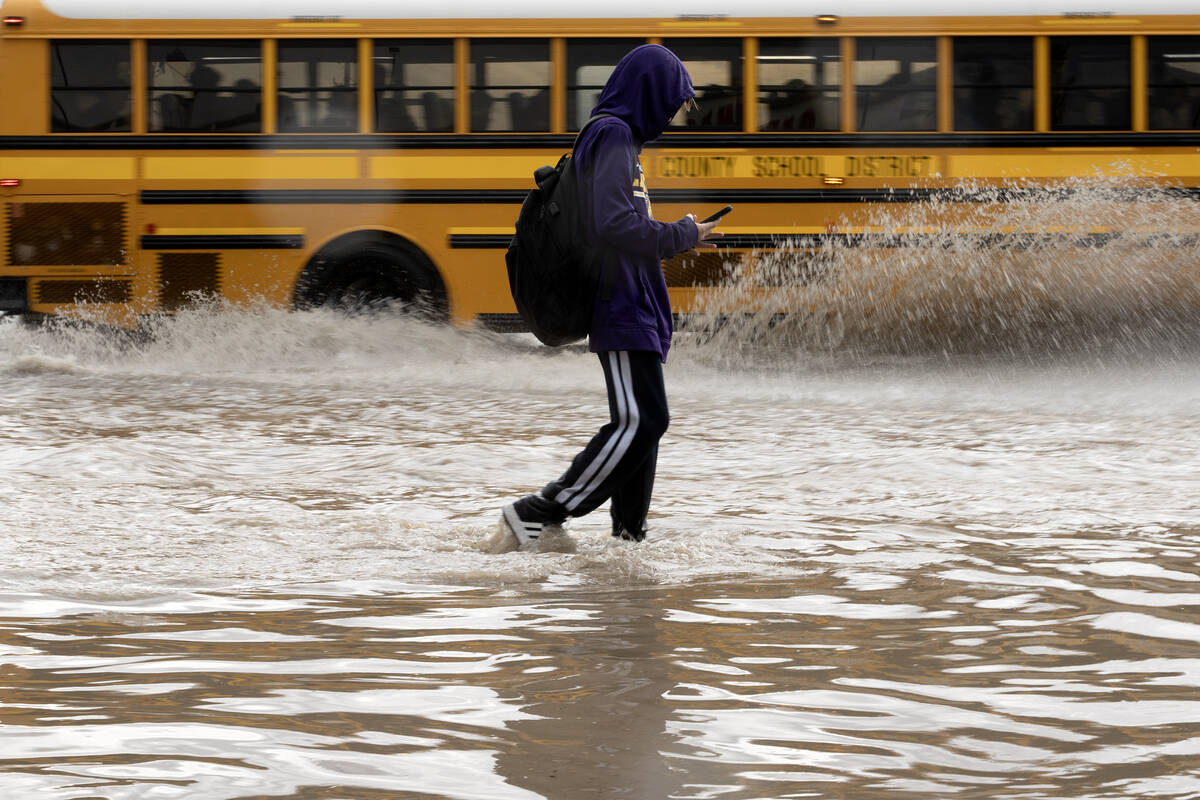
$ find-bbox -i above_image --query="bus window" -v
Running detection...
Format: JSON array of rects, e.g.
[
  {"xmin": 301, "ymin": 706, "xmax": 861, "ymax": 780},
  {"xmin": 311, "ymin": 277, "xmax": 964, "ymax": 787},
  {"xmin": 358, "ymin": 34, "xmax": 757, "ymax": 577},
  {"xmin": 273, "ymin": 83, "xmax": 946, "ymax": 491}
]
[
  {"xmin": 855, "ymin": 38, "xmax": 937, "ymax": 132},
  {"xmin": 50, "ymin": 41, "xmax": 131, "ymax": 133},
  {"xmin": 665, "ymin": 39, "xmax": 743, "ymax": 131},
  {"xmin": 566, "ymin": 39, "xmax": 646, "ymax": 131},
  {"xmin": 374, "ymin": 39, "xmax": 455, "ymax": 133},
  {"xmin": 278, "ymin": 40, "xmax": 358, "ymax": 132},
  {"xmin": 1148, "ymin": 37, "xmax": 1200, "ymax": 130},
  {"xmin": 470, "ymin": 40, "xmax": 551, "ymax": 132},
  {"xmin": 148, "ymin": 41, "xmax": 261, "ymax": 133},
  {"xmin": 756, "ymin": 38, "xmax": 840, "ymax": 132},
  {"xmin": 953, "ymin": 37, "xmax": 1033, "ymax": 131},
  {"xmin": 1051, "ymin": 37, "xmax": 1130, "ymax": 131}
]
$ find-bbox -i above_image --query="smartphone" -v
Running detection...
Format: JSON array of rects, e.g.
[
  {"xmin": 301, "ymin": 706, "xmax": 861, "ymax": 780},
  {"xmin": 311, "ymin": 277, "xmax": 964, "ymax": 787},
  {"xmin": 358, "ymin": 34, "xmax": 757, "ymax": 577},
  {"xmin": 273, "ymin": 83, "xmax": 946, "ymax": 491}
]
[{"xmin": 700, "ymin": 205, "xmax": 733, "ymax": 224}]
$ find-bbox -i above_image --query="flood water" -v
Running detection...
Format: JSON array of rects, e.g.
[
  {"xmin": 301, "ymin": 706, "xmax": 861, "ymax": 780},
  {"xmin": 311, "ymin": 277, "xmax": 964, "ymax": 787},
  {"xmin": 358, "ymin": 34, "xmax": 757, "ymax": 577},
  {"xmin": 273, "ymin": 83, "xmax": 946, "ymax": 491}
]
[{"xmin": 3, "ymin": 185, "xmax": 1200, "ymax": 798}]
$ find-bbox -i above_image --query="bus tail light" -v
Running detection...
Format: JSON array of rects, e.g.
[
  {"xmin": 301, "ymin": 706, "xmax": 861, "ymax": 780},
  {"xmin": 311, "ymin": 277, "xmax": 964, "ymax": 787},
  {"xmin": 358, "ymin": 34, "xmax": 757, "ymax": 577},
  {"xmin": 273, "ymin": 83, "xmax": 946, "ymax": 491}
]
[
  {"xmin": 2, "ymin": 16, "xmax": 24, "ymax": 26},
  {"xmin": 0, "ymin": 179, "xmax": 20, "ymax": 187}
]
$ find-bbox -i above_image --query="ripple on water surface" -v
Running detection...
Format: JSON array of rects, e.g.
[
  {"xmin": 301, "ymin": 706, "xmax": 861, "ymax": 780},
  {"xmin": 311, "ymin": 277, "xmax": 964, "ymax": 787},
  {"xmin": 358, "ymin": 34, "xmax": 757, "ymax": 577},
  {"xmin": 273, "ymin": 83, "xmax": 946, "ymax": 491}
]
[{"xmin": 2, "ymin": 549, "xmax": 1200, "ymax": 799}]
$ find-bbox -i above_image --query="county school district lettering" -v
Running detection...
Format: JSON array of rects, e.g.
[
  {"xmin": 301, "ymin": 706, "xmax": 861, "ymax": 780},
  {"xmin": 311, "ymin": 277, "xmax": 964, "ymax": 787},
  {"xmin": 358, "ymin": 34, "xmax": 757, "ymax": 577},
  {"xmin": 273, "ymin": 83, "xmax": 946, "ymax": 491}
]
[{"xmin": 655, "ymin": 155, "xmax": 935, "ymax": 179}]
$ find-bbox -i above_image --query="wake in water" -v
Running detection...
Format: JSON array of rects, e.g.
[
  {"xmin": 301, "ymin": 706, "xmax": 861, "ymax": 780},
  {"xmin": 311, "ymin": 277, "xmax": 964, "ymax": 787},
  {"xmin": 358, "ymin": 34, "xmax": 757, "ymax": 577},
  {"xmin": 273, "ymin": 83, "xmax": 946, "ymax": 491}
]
[
  {"xmin": 0, "ymin": 176, "xmax": 1197, "ymax": 402},
  {"xmin": 2, "ymin": 266, "xmax": 1199, "ymax": 597},
  {"xmin": 677, "ymin": 176, "xmax": 1200, "ymax": 362},
  {"xmin": 4, "ymin": 175, "xmax": 1198, "ymax": 371},
  {"xmin": 0, "ymin": 302, "xmax": 554, "ymax": 383}
]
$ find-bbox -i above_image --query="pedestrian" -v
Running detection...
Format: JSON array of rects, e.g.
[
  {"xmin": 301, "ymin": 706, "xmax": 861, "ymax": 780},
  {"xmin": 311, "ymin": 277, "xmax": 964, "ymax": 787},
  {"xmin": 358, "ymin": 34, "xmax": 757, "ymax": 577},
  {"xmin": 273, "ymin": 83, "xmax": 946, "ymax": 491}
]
[{"xmin": 488, "ymin": 44, "xmax": 724, "ymax": 553}]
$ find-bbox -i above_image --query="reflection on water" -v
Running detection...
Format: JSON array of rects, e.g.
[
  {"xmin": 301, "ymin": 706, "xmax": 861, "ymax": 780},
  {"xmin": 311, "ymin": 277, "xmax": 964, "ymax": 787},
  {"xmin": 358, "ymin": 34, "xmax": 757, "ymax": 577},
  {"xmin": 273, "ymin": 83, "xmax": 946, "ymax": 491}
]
[
  {"xmin": 3, "ymin": 563, "xmax": 1200, "ymax": 799},
  {"xmin": 2, "ymin": 199, "xmax": 1200, "ymax": 798}
]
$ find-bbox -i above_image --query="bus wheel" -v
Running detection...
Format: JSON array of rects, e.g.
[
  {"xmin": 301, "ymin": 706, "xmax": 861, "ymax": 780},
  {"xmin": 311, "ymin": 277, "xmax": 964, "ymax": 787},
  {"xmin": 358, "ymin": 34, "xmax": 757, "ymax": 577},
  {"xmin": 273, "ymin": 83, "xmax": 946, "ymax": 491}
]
[{"xmin": 296, "ymin": 239, "xmax": 448, "ymax": 320}]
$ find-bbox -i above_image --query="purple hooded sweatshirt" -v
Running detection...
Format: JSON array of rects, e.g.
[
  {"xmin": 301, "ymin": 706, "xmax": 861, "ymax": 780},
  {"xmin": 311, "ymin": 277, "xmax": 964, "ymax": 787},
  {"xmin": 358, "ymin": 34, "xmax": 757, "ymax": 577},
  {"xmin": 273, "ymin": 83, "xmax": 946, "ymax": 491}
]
[{"xmin": 572, "ymin": 45, "xmax": 699, "ymax": 362}]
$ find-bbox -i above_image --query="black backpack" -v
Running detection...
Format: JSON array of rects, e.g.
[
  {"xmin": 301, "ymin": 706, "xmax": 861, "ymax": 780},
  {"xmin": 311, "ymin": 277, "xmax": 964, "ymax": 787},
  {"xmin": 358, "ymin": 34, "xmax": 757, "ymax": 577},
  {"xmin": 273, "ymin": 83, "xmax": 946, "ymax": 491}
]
[{"xmin": 506, "ymin": 115, "xmax": 611, "ymax": 346}]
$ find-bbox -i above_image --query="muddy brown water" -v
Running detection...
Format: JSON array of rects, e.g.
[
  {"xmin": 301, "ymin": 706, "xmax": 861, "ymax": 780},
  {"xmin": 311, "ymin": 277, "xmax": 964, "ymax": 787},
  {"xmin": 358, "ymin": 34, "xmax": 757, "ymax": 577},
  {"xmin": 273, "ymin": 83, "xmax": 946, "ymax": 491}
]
[{"xmin": 3, "ymin": 187, "xmax": 1200, "ymax": 797}]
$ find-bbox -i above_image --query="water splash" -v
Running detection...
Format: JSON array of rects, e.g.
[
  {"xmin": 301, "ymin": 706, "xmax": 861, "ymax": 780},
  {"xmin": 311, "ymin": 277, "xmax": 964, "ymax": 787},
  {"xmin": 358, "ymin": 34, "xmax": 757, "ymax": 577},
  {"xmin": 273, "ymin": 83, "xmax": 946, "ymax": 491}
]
[
  {"xmin": 6, "ymin": 176, "xmax": 1198, "ymax": 372},
  {"xmin": 0, "ymin": 301, "xmax": 566, "ymax": 387},
  {"xmin": 678, "ymin": 176, "xmax": 1200, "ymax": 363}
]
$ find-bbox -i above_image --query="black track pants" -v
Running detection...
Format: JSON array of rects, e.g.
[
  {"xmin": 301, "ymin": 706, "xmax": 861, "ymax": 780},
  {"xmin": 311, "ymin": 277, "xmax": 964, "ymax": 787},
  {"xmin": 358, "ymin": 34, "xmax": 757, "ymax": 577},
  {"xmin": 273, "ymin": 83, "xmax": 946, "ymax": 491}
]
[{"xmin": 542, "ymin": 350, "xmax": 669, "ymax": 535}]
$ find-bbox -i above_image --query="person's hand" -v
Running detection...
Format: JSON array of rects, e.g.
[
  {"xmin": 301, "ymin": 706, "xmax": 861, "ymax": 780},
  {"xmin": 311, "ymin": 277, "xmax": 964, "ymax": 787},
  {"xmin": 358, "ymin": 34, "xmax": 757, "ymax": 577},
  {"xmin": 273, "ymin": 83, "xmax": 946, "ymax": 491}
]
[{"xmin": 686, "ymin": 214, "xmax": 724, "ymax": 251}]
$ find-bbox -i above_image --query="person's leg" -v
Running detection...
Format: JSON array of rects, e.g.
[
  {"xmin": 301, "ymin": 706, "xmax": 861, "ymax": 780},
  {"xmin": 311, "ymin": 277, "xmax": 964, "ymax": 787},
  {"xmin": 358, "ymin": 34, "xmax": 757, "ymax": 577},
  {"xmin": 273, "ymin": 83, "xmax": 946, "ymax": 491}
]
[
  {"xmin": 493, "ymin": 350, "xmax": 667, "ymax": 552},
  {"xmin": 544, "ymin": 350, "xmax": 668, "ymax": 520},
  {"xmin": 609, "ymin": 442, "xmax": 657, "ymax": 541}
]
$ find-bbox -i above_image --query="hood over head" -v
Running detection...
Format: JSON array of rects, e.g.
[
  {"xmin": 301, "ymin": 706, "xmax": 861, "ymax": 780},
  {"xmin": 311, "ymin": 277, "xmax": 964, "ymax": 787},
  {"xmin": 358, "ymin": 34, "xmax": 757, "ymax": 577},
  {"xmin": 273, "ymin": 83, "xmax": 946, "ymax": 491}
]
[{"xmin": 590, "ymin": 45, "xmax": 693, "ymax": 146}]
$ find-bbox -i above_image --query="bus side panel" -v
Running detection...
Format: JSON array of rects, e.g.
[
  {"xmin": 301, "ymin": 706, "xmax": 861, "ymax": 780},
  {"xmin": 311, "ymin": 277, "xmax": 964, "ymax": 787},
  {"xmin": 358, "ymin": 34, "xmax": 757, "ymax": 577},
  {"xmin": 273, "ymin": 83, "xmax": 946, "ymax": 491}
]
[{"xmin": 0, "ymin": 39, "xmax": 48, "ymax": 135}]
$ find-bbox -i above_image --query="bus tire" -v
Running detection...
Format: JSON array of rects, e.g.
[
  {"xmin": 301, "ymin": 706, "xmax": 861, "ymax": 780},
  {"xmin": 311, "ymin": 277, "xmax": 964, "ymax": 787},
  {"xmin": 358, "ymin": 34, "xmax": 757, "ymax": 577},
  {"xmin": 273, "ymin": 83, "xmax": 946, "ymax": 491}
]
[{"xmin": 294, "ymin": 236, "xmax": 448, "ymax": 320}]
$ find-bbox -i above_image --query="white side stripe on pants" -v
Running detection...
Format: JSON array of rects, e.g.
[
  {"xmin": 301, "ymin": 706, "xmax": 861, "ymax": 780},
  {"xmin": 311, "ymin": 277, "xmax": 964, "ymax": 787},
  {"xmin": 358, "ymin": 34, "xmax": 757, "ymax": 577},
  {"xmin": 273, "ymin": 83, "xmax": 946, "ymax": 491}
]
[{"xmin": 554, "ymin": 351, "xmax": 640, "ymax": 512}]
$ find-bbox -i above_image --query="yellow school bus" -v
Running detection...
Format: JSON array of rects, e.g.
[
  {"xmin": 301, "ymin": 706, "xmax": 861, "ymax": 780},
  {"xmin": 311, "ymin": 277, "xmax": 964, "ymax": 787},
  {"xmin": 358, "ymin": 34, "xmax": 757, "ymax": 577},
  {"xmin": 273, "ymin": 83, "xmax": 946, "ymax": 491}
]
[{"xmin": 0, "ymin": 0, "xmax": 1198, "ymax": 327}]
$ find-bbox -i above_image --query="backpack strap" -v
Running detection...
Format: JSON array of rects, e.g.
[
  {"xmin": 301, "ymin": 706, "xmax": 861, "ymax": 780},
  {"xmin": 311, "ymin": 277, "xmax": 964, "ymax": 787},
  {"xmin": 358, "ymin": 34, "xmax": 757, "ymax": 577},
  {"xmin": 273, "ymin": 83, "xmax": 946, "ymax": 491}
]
[
  {"xmin": 574, "ymin": 112, "xmax": 614, "ymax": 148},
  {"xmin": 572, "ymin": 113, "xmax": 618, "ymax": 303}
]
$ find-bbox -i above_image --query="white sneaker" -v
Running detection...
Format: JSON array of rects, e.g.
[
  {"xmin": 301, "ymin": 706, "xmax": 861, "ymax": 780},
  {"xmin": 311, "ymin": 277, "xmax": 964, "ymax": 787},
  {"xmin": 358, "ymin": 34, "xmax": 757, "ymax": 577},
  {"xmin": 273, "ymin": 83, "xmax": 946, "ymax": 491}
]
[
  {"xmin": 482, "ymin": 499, "xmax": 577, "ymax": 554},
  {"xmin": 503, "ymin": 501, "xmax": 544, "ymax": 545},
  {"xmin": 482, "ymin": 503, "xmax": 542, "ymax": 554}
]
